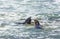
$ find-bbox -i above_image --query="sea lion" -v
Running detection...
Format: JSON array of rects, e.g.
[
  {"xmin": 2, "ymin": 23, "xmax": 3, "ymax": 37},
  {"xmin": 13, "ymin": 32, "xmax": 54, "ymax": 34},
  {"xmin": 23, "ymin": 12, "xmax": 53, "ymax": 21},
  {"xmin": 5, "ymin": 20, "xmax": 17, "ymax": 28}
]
[{"xmin": 34, "ymin": 19, "xmax": 42, "ymax": 29}]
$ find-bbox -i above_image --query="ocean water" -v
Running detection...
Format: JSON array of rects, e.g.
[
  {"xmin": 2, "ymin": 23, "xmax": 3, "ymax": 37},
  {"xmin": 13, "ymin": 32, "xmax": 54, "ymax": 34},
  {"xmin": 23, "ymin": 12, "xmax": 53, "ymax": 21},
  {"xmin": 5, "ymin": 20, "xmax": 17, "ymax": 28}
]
[{"xmin": 0, "ymin": 0, "xmax": 60, "ymax": 39}]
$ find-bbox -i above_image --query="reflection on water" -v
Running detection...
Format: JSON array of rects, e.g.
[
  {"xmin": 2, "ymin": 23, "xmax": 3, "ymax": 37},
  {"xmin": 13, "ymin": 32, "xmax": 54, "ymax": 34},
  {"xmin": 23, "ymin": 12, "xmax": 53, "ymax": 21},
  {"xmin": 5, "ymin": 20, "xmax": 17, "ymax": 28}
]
[
  {"xmin": 0, "ymin": 20, "xmax": 60, "ymax": 39},
  {"xmin": 0, "ymin": 0, "xmax": 60, "ymax": 39}
]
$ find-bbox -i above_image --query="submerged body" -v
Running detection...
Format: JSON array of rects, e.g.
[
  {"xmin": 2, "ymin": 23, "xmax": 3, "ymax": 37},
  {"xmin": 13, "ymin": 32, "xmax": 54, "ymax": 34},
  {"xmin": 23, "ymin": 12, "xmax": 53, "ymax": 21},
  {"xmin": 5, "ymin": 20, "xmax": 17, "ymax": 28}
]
[
  {"xmin": 16, "ymin": 17, "xmax": 42, "ymax": 29},
  {"xmin": 34, "ymin": 19, "xmax": 42, "ymax": 29}
]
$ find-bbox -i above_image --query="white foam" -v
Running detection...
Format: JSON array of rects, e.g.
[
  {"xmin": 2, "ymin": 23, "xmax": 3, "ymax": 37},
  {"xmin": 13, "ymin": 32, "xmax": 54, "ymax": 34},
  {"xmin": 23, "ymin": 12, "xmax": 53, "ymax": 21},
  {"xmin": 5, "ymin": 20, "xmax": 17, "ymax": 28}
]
[
  {"xmin": 0, "ymin": 26, "xmax": 11, "ymax": 30},
  {"xmin": 55, "ymin": 0, "xmax": 60, "ymax": 2}
]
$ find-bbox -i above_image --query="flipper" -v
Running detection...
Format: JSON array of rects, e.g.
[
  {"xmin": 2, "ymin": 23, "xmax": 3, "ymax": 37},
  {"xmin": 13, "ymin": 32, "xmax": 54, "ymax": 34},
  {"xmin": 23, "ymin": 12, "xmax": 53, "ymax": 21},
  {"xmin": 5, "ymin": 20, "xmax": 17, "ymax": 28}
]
[
  {"xmin": 15, "ymin": 17, "xmax": 31, "ymax": 24},
  {"xmin": 24, "ymin": 17, "xmax": 31, "ymax": 24}
]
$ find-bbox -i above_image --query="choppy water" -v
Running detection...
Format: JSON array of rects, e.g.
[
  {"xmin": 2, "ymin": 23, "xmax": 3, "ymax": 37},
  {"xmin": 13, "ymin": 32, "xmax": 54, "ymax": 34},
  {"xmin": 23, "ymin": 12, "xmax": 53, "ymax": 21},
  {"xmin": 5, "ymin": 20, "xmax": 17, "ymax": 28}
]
[{"xmin": 0, "ymin": 0, "xmax": 60, "ymax": 39}]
